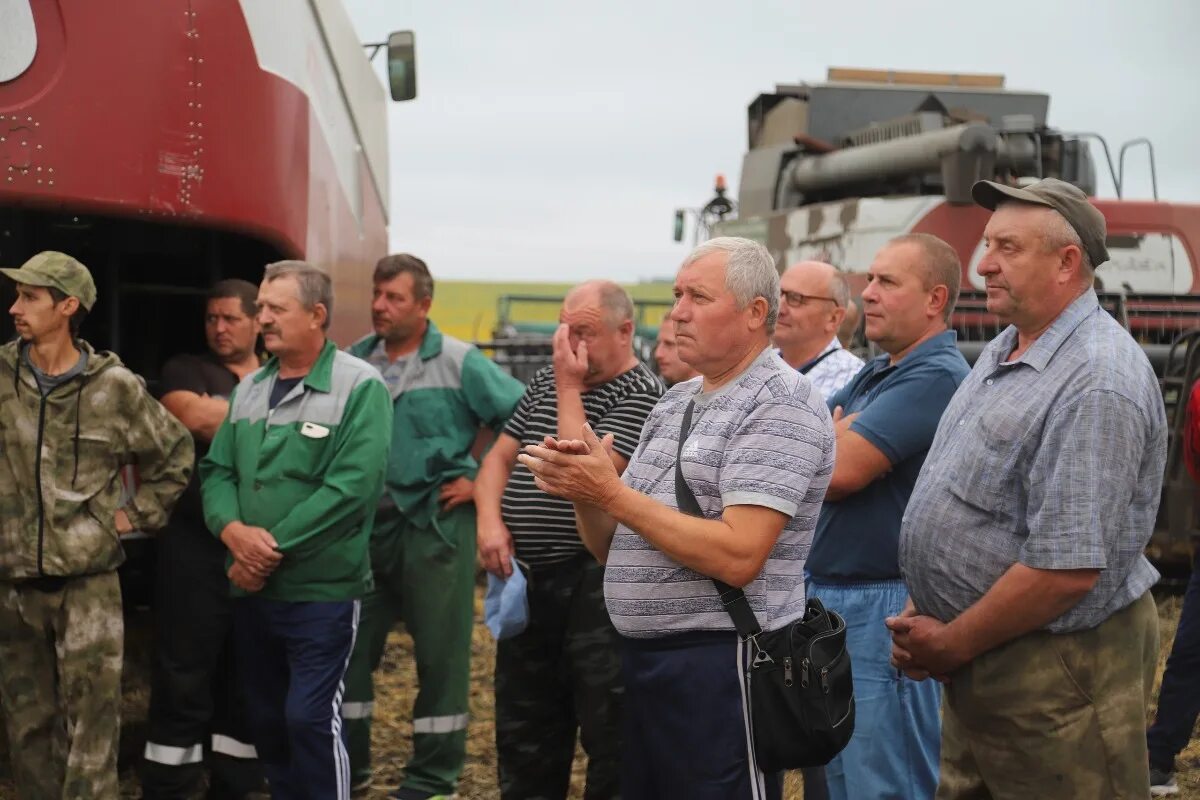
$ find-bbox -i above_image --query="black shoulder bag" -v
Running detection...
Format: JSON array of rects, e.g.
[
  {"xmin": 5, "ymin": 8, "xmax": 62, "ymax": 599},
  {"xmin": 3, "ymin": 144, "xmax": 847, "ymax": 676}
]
[{"xmin": 675, "ymin": 400, "xmax": 855, "ymax": 771}]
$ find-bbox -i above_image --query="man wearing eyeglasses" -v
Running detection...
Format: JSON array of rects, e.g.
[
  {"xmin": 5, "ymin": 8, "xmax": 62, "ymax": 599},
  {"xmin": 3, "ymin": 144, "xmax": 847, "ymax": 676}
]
[
  {"xmin": 806, "ymin": 234, "xmax": 970, "ymax": 800},
  {"xmin": 774, "ymin": 261, "xmax": 863, "ymax": 400}
]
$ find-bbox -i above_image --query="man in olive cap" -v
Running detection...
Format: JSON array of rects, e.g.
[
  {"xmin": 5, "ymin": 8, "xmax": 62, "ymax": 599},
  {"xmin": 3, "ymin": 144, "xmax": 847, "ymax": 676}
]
[
  {"xmin": 891, "ymin": 179, "xmax": 1165, "ymax": 798},
  {"xmin": 0, "ymin": 251, "xmax": 193, "ymax": 798}
]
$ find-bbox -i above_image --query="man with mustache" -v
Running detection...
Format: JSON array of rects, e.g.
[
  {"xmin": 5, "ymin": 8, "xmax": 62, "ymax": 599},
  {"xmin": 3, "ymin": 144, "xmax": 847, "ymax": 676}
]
[
  {"xmin": 342, "ymin": 254, "xmax": 524, "ymax": 799},
  {"xmin": 143, "ymin": 279, "xmax": 266, "ymax": 799},
  {"xmin": 201, "ymin": 261, "xmax": 392, "ymax": 799},
  {"xmin": 475, "ymin": 280, "xmax": 663, "ymax": 800}
]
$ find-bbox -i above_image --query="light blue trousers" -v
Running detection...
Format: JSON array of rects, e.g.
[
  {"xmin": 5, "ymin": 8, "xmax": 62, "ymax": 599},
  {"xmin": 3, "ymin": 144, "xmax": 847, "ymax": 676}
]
[{"xmin": 807, "ymin": 579, "xmax": 941, "ymax": 800}]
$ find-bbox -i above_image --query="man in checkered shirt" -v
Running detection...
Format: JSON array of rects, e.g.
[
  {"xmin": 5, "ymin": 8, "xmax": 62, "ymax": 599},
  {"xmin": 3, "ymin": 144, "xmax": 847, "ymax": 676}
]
[{"xmin": 893, "ymin": 178, "xmax": 1166, "ymax": 799}]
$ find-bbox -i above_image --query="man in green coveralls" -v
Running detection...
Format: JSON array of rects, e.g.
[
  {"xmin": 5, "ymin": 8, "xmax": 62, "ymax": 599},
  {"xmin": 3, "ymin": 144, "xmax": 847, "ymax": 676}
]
[{"xmin": 344, "ymin": 254, "xmax": 525, "ymax": 799}]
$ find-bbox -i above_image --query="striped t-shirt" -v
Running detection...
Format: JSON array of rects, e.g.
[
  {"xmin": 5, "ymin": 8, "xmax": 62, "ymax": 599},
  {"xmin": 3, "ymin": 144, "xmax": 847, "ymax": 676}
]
[
  {"xmin": 605, "ymin": 347, "xmax": 835, "ymax": 638},
  {"xmin": 502, "ymin": 363, "xmax": 663, "ymax": 567}
]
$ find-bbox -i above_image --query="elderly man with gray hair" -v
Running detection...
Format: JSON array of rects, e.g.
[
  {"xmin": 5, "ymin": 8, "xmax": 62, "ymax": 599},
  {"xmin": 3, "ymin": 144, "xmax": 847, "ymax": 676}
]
[
  {"xmin": 201, "ymin": 260, "xmax": 393, "ymax": 798},
  {"xmin": 520, "ymin": 237, "xmax": 835, "ymax": 799}
]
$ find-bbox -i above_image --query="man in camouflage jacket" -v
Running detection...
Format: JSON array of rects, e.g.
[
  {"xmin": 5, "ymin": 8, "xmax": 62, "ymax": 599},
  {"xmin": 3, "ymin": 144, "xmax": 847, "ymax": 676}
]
[{"xmin": 0, "ymin": 252, "xmax": 193, "ymax": 799}]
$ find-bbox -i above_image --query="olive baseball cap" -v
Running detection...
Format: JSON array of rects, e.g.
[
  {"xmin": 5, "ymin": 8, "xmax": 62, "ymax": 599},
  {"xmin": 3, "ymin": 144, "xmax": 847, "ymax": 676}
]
[
  {"xmin": 971, "ymin": 177, "xmax": 1110, "ymax": 267},
  {"xmin": 0, "ymin": 251, "xmax": 97, "ymax": 311}
]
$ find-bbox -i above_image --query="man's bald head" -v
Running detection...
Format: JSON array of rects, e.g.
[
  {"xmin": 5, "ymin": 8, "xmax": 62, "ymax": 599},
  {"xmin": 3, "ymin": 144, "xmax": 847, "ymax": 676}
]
[
  {"xmin": 564, "ymin": 280, "xmax": 634, "ymax": 327},
  {"xmin": 775, "ymin": 260, "xmax": 850, "ymax": 366},
  {"xmin": 781, "ymin": 261, "xmax": 849, "ymax": 307},
  {"xmin": 560, "ymin": 280, "xmax": 636, "ymax": 386}
]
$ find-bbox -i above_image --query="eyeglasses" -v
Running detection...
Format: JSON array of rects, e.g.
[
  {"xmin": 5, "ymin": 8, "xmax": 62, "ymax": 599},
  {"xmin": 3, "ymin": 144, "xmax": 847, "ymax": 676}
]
[{"xmin": 780, "ymin": 290, "xmax": 841, "ymax": 308}]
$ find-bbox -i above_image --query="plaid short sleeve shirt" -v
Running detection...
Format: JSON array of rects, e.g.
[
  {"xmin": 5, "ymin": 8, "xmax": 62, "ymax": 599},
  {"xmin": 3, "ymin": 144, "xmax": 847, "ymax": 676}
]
[{"xmin": 899, "ymin": 291, "xmax": 1166, "ymax": 633}]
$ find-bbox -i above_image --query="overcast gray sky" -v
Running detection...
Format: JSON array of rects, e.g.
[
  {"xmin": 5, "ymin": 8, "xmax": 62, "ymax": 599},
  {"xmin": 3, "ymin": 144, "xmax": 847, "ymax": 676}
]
[{"xmin": 343, "ymin": 0, "xmax": 1200, "ymax": 283}]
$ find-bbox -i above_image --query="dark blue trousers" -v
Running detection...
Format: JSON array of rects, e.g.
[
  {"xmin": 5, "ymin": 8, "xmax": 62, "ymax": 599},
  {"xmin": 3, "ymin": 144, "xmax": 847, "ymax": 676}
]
[
  {"xmin": 1148, "ymin": 546, "xmax": 1200, "ymax": 772},
  {"xmin": 232, "ymin": 597, "xmax": 359, "ymax": 800},
  {"xmin": 620, "ymin": 631, "xmax": 782, "ymax": 800}
]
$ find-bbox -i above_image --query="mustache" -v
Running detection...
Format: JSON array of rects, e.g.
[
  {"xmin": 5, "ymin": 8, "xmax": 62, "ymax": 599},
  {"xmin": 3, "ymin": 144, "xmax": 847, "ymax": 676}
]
[{"xmin": 261, "ymin": 326, "xmax": 280, "ymax": 336}]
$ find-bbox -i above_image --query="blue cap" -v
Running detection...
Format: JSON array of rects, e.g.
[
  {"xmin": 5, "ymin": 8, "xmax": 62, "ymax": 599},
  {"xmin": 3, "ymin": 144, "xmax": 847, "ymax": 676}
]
[{"xmin": 484, "ymin": 564, "xmax": 529, "ymax": 641}]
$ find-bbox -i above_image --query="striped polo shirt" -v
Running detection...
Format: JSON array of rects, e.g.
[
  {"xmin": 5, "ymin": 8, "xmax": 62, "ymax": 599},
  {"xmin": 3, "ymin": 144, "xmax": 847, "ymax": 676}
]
[
  {"xmin": 605, "ymin": 347, "xmax": 835, "ymax": 638},
  {"xmin": 502, "ymin": 363, "xmax": 663, "ymax": 567}
]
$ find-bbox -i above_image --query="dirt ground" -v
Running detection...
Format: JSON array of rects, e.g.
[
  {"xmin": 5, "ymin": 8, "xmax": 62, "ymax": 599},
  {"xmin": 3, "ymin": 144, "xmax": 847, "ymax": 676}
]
[{"xmin": 0, "ymin": 590, "xmax": 1195, "ymax": 799}]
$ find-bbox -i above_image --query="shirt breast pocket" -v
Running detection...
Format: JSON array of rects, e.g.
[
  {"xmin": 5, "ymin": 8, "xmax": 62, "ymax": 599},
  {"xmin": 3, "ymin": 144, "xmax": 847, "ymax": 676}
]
[
  {"xmin": 278, "ymin": 422, "xmax": 336, "ymax": 482},
  {"xmin": 946, "ymin": 409, "xmax": 1030, "ymax": 514}
]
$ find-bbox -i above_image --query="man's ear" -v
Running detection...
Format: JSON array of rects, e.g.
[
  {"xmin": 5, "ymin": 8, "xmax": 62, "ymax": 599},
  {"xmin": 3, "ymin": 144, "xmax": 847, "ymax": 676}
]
[{"xmin": 747, "ymin": 296, "xmax": 769, "ymax": 331}]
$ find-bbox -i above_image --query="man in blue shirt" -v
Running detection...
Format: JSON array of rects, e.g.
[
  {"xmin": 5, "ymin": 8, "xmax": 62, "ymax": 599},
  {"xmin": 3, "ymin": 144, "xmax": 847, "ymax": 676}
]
[{"xmin": 808, "ymin": 234, "xmax": 970, "ymax": 800}]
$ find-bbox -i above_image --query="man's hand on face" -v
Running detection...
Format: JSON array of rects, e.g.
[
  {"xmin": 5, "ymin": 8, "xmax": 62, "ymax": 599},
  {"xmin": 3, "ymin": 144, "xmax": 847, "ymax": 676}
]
[
  {"xmin": 518, "ymin": 424, "xmax": 622, "ymax": 508},
  {"xmin": 439, "ymin": 476, "xmax": 475, "ymax": 513},
  {"xmin": 228, "ymin": 561, "xmax": 266, "ymax": 592},
  {"xmin": 552, "ymin": 323, "xmax": 589, "ymax": 392},
  {"xmin": 219, "ymin": 521, "xmax": 283, "ymax": 578}
]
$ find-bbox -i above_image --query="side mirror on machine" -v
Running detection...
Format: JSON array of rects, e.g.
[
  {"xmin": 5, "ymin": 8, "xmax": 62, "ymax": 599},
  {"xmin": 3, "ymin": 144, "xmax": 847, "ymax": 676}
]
[{"xmin": 387, "ymin": 31, "xmax": 417, "ymax": 101}]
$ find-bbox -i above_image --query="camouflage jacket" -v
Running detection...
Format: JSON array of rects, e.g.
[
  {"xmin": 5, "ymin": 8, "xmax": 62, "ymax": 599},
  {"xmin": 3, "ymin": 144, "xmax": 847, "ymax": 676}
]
[{"xmin": 0, "ymin": 339, "xmax": 193, "ymax": 579}]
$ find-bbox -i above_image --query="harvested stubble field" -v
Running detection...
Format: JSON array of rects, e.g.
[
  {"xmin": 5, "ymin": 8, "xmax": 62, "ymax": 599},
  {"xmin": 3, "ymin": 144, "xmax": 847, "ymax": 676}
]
[{"xmin": 0, "ymin": 589, "xmax": 1195, "ymax": 799}]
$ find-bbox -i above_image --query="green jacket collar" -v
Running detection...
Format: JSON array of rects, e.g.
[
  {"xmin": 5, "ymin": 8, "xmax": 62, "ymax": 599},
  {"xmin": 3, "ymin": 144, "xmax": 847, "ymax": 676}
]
[
  {"xmin": 352, "ymin": 320, "xmax": 444, "ymax": 363},
  {"xmin": 254, "ymin": 339, "xmax": 338, "ymax": 393}
]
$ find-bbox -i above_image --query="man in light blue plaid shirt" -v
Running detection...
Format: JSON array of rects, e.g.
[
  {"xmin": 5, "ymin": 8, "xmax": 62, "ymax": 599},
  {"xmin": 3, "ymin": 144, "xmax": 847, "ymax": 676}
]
[{"xmin": 893, "ymin": 178, "xmax": 1166, "ymax": 799}]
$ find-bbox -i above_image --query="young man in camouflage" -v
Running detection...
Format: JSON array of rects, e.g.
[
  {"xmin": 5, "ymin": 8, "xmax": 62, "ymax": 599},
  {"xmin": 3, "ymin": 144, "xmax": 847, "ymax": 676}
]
[
  {"xmin": 342, "ymin": 254, "xmax": 525, "ymax": 799},
  {"xmin": 0, "ymin": 251, "xmax": 193, "ymax": 799}
]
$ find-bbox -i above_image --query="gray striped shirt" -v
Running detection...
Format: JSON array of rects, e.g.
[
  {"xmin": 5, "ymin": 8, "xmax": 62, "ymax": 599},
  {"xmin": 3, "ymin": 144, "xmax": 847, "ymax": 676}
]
[
  {"xmin": 605, "ymin": 347, "xmax": 835, "ymax": 638},
  {"xmin": 900, "ymin": 291, "xmax": 1165, "ymax": 633}
]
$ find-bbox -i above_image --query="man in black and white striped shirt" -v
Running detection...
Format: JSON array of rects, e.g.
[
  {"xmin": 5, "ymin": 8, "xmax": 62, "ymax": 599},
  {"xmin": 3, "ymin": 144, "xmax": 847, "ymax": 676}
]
[{"xmin": 475, "ymin": 280, "xmax": 662, "ymax": 800}]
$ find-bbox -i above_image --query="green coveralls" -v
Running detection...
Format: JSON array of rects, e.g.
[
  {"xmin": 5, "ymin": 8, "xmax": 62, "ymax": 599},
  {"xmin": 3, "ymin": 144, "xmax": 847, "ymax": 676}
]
[{"xmin": 344, "ymin": 323, "xmax": 524, "ymax": 795}]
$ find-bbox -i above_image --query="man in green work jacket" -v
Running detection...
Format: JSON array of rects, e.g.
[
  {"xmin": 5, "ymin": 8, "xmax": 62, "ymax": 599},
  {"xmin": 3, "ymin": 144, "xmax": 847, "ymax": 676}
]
[
  {"xmin": 201, "ymin": 260, "xmax": 392, "ymax": 799},
  {"xmin": 343, "ymin": 254, "xmax": 525, "ymax": 799}
]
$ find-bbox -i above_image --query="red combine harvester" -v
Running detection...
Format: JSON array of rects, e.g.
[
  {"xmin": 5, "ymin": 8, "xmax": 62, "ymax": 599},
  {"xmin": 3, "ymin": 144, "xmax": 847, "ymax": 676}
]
[
  {"xmin": 0, "ymin": 0, "xmax": 415, "ymax": 365},
  {"xmin": 697, "ymin": 68, "xmax": 1200, "ymax": 570},
  {"xmin": 0, "ymin": 0, "xmax": 416, "ymax": 602}
]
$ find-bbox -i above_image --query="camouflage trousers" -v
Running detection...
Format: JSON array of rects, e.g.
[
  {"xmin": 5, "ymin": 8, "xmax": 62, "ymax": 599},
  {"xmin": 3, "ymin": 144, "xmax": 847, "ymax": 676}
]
[
  {"xmin": 937, "ymin": 590, "xmax": 1159, "ymax": 800},
  {"xmin": 0, "ymin": 572, "xmax": 123, "ymax": 800},
  {"xmin": 494, "ymin": 554, "xmax": 622, "ymax": 800}
]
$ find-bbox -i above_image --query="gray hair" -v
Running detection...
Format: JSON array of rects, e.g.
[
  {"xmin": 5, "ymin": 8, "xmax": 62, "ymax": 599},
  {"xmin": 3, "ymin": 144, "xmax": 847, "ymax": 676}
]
[
  {"xmin": 263, "ymin": 260, "xmax": 334, "ymax": 330},
  {"xmin": 597, "ymin": 281, "xmax": 634, "ymax": 326},
  {"xmin": 997, "ymin": 200, "xmax": 1094, "ymax": 276},
  {"xmin": 1040, "ymin": 208, "xmax": 1095, "ymax": 275},
  {"xmin": 682, "ymin": 237, "xmax": 780, "ymax": 334},
  {"xmin": 829, "ymin": 269, "xmax": 851, "ymax": 308}
]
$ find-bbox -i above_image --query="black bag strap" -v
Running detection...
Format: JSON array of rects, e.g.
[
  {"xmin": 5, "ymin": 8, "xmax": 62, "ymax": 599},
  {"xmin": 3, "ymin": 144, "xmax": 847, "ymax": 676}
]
[
  {"xmin": 799, "ymin": 346, "xmax": 839, "ymax": 375},
  {"xmin": 675, "ymin": 400, "xmax": 763, "ymax": 639}
]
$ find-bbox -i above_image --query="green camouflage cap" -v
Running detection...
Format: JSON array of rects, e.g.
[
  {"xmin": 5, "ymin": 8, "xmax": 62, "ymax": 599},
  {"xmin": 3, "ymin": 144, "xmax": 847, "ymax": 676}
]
[
  {"xmin": 0, "ymin": 251, "xmax": 97, "ymax": 311},
  {"xmin": 971, "ymin": 177, "xmax": 1110, "ymax": 267}
]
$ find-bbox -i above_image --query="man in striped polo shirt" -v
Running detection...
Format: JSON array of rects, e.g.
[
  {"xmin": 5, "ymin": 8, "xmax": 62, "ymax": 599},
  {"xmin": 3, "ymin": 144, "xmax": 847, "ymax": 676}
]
[
  {"xmin": 520, "ymin": 238, "xmax": 836, "ymax": 800},
  {"xmin": 475, "ymin": 280, "xmax": 663, "ymax": 800}
]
